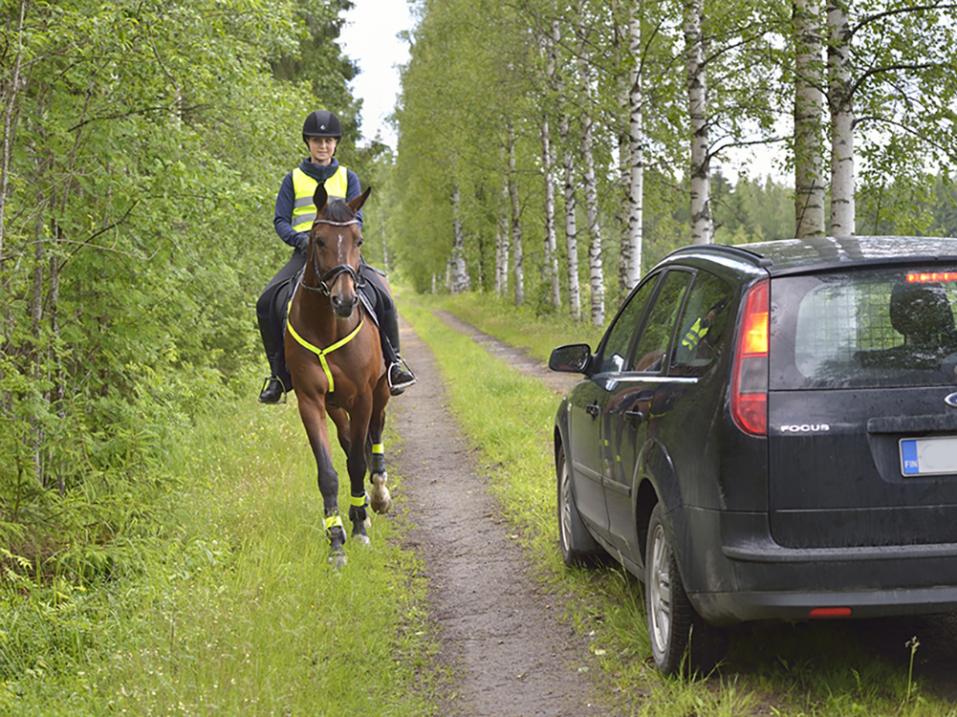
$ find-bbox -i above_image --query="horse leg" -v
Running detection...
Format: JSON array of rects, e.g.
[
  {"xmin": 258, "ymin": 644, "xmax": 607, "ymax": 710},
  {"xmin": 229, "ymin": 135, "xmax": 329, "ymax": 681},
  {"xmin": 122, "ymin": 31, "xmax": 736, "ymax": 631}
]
[
  {"xmin": 296, "ymin": 394, "xmax": 347, "ymax": 566},
  {"xmin": 328, "ymin": 405, "xmax": 351, "ymax": 456},
  {"xmin": 368, "ymin": 382, "xmax": 392, "ymax": 514},
  {"xmin": 346, "ymin": 398, "xmax": 374, "ymax": 544}
]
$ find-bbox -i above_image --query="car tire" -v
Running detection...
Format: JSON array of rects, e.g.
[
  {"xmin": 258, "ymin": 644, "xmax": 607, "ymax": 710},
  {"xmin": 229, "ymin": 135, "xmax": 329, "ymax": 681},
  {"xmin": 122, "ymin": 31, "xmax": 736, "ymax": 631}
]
[
  {"xmin": 557, "ymin": 443, "xmax": 606, "ymax": 567},
  {"xmin": 645, "ymin": 502, "xmax": 728, "ymax": 676}
]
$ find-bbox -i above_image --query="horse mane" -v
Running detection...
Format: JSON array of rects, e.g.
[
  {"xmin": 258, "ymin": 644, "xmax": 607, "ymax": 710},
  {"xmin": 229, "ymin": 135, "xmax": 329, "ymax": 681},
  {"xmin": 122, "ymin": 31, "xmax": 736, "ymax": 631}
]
[{"xmin": 323, "ymin": 199, "xmax": 355, "ymax": 223}]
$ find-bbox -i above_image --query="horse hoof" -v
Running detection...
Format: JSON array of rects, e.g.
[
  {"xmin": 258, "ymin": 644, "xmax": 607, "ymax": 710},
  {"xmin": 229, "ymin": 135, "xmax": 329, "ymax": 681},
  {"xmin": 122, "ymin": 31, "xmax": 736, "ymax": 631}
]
[
  {"xmin": 353, "ymin": 533, "xmax": 371, "ymax": 546},
  {"xmin": 370, "ymin": 472, "xmax": 392, "ymax": 514},
  {"xmin": 329, "ymin": 551, "xmax": 347, "ymax": 569}
]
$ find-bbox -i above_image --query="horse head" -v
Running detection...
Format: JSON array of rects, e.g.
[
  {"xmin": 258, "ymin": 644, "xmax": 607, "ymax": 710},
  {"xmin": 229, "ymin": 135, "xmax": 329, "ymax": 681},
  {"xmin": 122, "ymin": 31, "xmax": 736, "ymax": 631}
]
[{"xmin": 308, "ymin": 183, "xmax": 372, "ymax": 318}]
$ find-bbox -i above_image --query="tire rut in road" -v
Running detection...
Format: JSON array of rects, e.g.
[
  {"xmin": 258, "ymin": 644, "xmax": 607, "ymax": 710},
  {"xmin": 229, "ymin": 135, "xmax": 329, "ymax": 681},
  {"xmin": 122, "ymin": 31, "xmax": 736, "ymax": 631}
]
[
  {"xmin": 433, "ymin": 310, "xmax": 579, "ymax": 396},
  {"xmin": 391, "ymin": 322, "xmax": 606, "ymax": 717}
]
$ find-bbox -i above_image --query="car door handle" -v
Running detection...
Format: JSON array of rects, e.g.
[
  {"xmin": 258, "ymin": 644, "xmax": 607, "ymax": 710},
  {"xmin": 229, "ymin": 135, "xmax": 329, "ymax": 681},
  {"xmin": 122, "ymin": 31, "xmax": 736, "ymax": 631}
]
[
  {"xmin": 624, "ymin": 409, "xmax": 646, "ymax": 423},
  {"xmin": 585, "ymin": 403, "xmax": 600, "ymax": 418}
]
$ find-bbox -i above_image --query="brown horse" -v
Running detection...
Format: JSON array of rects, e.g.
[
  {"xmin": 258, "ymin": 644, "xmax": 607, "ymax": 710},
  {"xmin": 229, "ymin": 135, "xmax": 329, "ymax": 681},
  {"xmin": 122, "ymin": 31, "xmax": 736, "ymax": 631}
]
[{"xmin": 285, "ymin": 183, "xmax": 392, "ymax": 567}]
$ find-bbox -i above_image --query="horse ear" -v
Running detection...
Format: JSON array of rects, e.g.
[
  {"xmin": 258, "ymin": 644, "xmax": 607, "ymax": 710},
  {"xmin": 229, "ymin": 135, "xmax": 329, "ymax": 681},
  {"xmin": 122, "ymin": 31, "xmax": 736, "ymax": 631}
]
[
  {"xmin": 348, "ymin": 186, "xmax": 372, "ymax": 214},
  {"xmin": 313, "ymin": 183, "xmax": 329, "ymax": 214}
]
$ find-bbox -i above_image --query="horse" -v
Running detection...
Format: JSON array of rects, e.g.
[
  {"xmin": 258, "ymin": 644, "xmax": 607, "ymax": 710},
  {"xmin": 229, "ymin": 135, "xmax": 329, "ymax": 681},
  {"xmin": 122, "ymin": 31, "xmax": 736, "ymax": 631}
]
[{"xmin": 284, "ymin": 182, "xmax": 392, "ymax": 567}]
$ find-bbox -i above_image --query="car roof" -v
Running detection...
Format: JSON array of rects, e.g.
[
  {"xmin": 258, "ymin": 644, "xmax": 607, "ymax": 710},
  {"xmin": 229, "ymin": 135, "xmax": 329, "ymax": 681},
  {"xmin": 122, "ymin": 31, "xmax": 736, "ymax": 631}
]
[{"xmin": 668, "ymin": 236, "xmax": 957, "ymax": 277}]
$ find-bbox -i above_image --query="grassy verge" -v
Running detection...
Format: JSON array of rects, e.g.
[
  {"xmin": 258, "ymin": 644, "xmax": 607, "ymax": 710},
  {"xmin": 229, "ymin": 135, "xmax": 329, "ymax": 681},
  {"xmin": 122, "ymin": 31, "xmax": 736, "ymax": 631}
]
[
  {"xmin": 1, "ymin": 387, "xmax": 437, "ymax": 716},
  {"xmin": 403, "ymin": 294, "xmax": 955, "ymax": 717},
  {"xmin": 429, "ymin": 292, "xmax": 605, "ymax": 362}
]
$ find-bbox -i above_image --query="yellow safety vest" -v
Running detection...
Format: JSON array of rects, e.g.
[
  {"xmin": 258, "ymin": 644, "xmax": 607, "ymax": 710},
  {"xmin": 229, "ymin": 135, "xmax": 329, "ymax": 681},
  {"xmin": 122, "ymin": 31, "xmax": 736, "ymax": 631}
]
[
  {"xmin": 291, "ymin": 165, "xmax": 349, "ymax": 232},
  {"xmin": 681, "ymin": 317, "xmax": 710, "ymax": 351}
]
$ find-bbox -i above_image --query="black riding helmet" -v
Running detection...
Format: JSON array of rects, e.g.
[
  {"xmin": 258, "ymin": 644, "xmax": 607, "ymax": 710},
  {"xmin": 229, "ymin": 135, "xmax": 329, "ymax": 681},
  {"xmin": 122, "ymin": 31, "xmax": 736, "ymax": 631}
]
[{"xmin": 302, "ymin": 110, "xmax": 342, "ymax": 144}]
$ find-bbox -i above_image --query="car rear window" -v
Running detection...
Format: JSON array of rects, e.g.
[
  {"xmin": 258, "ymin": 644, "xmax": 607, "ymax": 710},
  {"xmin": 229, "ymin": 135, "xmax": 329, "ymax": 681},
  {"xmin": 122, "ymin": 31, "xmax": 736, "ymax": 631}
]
[{"xmin": 770, "ymin": 267, "xmax": 957, "ymax": 389}]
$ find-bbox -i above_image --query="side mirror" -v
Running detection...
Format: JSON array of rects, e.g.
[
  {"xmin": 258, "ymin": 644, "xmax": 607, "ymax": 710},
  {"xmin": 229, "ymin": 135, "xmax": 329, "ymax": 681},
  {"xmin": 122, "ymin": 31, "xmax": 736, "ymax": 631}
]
[{"xmin": 549, "ymin": 343, "xmax": 592, "ymax": 374}]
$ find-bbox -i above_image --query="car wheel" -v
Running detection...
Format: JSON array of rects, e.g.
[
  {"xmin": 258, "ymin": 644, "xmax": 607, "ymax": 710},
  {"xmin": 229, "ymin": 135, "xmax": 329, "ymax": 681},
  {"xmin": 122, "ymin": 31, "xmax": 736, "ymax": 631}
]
[
  {"xmin": 557, "ymin": 443, "xmax": 605, "ymax": 567},
  {"xmin": 645, "ymin": 502, "xmax": 727, "ymax": 676}
]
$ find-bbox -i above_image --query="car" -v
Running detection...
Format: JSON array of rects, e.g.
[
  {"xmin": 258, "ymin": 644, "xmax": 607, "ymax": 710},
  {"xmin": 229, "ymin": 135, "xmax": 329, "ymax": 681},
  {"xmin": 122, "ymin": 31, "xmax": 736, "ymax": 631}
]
[{"xmin": 549, "ymin": 236, "xmax": 957, "ymax": 675}]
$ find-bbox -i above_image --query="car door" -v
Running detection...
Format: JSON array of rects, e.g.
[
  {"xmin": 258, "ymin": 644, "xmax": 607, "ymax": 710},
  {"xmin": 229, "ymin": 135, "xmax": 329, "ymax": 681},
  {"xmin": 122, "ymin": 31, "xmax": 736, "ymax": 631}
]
[
  {"xmin": 566, "ymin": 274, "xmax": 660, "ymax": 536},
  {"xmin": 602, "ymin": 270, "xmax": 696, "ymax": 554}
]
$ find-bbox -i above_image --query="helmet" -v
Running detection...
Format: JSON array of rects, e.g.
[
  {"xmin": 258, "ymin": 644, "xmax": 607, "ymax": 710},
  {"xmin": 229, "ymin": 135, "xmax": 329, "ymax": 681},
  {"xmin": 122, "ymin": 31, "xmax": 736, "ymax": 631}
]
[{"xmin": 302, "ymin": 110, "xmax": 342, "ymax": 142}]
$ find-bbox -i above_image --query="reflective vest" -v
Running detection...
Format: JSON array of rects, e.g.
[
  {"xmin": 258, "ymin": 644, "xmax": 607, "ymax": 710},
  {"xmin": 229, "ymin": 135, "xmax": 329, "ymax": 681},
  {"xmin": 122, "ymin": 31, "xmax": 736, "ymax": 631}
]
[
  {"xmin": 681, "ymin": 317, "xmax": 710, "ymax": 351},
  {"xmin": 291, "ymin": 165, "xmax": 349, "ymax": 232}
]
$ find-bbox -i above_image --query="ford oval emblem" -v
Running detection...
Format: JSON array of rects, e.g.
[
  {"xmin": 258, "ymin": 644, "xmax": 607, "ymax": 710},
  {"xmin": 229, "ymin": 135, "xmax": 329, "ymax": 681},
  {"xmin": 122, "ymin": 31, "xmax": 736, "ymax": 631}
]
[{"xmin": 946, "ymin": 392, "xmax": 957, "ymax": 408}]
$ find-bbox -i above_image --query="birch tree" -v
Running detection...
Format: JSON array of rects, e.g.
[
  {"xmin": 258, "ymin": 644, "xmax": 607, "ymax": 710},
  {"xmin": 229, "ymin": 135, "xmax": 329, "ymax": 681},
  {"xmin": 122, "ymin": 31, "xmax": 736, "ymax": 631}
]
[
  {"xmin": 793, "ymin": 0, "xmax": 826, "ymax": 238},
  {"xmin": 684, "ymin": 0, "xmax": 713, "ymax": 245},
  {"xmin": 827, "ymin": 0, "xmax": 855, "ymax": 236}
]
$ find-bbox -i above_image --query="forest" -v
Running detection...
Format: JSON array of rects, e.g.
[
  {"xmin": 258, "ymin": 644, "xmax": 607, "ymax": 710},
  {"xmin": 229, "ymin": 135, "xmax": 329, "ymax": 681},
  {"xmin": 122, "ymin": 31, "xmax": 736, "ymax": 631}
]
[
  {"xmin": 391, "ymin": 0, "xmax": 957, "ymax": 324},
  {"xmin": 2, "ymin": 0, "xmax": 957, "ymax": 710}
]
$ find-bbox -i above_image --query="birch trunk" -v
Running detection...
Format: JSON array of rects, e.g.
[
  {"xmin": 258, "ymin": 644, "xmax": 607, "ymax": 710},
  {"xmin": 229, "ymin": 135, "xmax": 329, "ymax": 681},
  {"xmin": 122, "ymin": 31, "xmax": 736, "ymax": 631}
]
[
  {"xmin": 541, "ymin": 30, "xmax": 561, "ymax": 310},
  {"xmin": 793, "ymin": 0, "xmax": 826, "ymax": 238},
  {"xmin": 684, "ymin": 0, "xmax": 713, "ymax": 245},
  {"xmin": 541, "ymin": 116, "xmax": 560, "ymax": 309},
  {"xmin": 579, "ymin": 67, "xmax": 605, "ymax": 327},
  {"xmin": 827, "ymin": 0, "xmax": 855, "ymax": 236},
  {"xmin": 449, "ymin": 184, "xmax": 470, "ymax": 293},
  {"xmin": 30, "ymin": 202, "xmax": 45, "ymax": 488},
  {"xmin": 0, "ymin": 0, "xmax": 28, "ymax": 273},
  {"xmin": 553, "ymin": 19, "xmax": 581, "ymax": 321},
  {"xmin": 507, "ymin": 123, "xmax": 524, "ymax": 306},
  {"xmin": 495, "ymin": 182, "xmax": 509, "ymax": 296},
  {"xmin": 622, "ymin": 3, "xmax": 644, "ymax": 289}
]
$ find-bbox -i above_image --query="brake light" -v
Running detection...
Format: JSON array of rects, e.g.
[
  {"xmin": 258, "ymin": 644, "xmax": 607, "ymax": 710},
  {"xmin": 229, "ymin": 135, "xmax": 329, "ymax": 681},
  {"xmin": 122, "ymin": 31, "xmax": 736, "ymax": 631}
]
[
  {"xmin": 731, "ymin": 279, "xmax": 769, "ymax": 436},
  {"xmin": 809, "ymin": 607, "xmax": 852, "ymax": 618},
  {"xmin": 906, "ymin": 271, "xmax": 957, "ymax": 284}
]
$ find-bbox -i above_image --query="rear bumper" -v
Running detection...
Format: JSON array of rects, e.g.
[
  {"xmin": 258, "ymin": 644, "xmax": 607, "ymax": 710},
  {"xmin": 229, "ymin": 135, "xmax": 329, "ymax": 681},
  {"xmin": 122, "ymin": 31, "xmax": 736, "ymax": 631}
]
[{"xmin": 679, "ymin": 507, "xmax": 957, "ymax": 624}]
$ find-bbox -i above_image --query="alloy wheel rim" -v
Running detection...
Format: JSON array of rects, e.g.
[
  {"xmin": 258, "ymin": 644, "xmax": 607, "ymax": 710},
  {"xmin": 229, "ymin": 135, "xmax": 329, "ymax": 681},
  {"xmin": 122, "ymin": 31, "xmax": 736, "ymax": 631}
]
[
  {"xmin": 560, "ymin": 461, "xmax": 573, "ymax": 551},
  {"xmin": 649, "ymin": 523, "xmax": 673, "ymax": 654}
]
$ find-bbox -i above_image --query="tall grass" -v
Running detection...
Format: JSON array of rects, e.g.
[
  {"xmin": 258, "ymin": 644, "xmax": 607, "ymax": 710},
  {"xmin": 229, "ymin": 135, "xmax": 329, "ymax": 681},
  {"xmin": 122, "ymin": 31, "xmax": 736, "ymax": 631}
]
[
  {"xmin": 405, "ymin": 295, "xmax": 957, "ymax": 717},
  {"xmin": 1, "ymin": 387, "xmax": 438, "ymax": 715}
]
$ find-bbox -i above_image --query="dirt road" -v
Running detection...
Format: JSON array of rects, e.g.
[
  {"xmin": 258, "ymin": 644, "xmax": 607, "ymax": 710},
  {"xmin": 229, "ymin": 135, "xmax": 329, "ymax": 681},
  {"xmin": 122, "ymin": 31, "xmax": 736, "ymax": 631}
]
[{"xmin": 391, "ymin": 322, "xmax": 608, "ymax": 717}]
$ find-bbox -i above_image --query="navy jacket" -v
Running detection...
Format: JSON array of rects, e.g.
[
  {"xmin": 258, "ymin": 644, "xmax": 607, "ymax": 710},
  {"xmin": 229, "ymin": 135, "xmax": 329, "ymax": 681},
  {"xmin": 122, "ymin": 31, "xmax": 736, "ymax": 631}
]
[{"xmin": 274, "ymin": 158, "xmax": 363, "ymax": 249}]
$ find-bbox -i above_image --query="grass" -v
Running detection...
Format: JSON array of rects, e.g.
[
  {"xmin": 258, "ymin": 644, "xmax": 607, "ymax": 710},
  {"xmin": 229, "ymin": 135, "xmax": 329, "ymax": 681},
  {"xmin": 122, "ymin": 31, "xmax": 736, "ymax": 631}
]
[
  {"xmin": 1, "ymin": 387, "xmax": 438, "ymax": 716},
  {"xmin": 434, "ymin": 292, "xmax": 606, "ymax": 362},
  {"xmin": 403, "ymin": 292, "xmax": 957, "ymax": 717}
]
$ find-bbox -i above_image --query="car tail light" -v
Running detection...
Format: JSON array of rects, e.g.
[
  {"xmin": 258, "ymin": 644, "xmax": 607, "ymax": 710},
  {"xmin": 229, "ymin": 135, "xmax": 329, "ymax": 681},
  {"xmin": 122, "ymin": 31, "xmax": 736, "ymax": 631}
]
[
  {"xmin": 731, "ymin": 279, "xmax": 769, "ymax": 436},
  {"xmin": 809, "ymin": 607, "xmax": 852, "ymax": 618}
]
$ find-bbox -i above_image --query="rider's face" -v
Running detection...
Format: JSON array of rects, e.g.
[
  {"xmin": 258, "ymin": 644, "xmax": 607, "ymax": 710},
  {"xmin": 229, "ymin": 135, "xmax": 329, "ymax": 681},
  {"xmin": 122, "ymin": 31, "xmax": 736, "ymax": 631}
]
[{"xmin": 307, "ymin": 136, "xmax": 337, "ymax": 165}]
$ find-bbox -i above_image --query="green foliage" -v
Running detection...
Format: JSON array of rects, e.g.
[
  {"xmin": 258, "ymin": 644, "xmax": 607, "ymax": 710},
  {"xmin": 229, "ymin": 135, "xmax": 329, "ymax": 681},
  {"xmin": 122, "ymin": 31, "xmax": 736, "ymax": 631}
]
[
  {"xmin": 0, "ymin": 0, "xmax": 355, "ymax": 582},
  {"xmin": 1, "ymin": 391, "xmax": 438, "ymax": 715}
]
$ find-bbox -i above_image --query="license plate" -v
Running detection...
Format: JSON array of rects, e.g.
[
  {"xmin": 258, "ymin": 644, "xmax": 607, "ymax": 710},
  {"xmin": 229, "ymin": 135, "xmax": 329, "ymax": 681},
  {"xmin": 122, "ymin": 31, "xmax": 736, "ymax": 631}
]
[{"xmin": 900, "ymin": 436, "xmax": 957, "ymax": 476}]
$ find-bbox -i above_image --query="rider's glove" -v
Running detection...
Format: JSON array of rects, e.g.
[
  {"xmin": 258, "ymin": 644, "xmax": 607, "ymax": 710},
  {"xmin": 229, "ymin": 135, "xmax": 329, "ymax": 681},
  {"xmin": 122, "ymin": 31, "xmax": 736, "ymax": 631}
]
[{"xmin": 294, "ymin": 232, "xmax": 310, "ymax": 253}]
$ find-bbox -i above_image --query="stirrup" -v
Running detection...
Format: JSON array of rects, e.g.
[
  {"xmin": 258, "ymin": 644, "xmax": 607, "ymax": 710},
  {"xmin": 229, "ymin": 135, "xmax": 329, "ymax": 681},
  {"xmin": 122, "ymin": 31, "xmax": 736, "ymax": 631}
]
[
  {"xmin": 259, "ymin": 375, "xmax": 288, "ymax": 404},
  {"xmin": 388, "ymin": 358, "xmax": 416, "ymax": 394}
]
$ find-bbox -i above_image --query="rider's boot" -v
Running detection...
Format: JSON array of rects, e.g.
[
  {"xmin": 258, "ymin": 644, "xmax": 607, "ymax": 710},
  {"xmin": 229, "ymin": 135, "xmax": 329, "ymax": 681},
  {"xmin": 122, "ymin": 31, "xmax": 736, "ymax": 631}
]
[
  {"xmin": 258, "ymin": 375, "xmax": 286, "ymax": 404},
  {"xmin": 348, "ymin": 496, "xmax": 371, "ymax": 545},
  {"xmin": 388, "ymin": 358, "xmax": 416, "ymax": 396}
]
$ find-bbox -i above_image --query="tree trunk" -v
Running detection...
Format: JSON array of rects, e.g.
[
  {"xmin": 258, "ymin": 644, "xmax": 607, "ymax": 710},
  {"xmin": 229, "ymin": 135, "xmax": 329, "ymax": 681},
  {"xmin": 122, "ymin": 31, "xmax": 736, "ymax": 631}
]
[
  {"xmin": 449, "ymin": 184, "xmax": 470, "ymax": 293},
  {"xmin": 29, "ymin": 199, "xmax": 45, "ymax": 489},
  {"xmin": 495, "ymin": 182, "xmax": 509, "ymax": 296},
  {"xmin": 793, "ymin": 0, "xmax": 826, "ymax": 239},
  {"xmin": 684, "ymin": 0, "xmax": 713, "ymax": 245},
  {"xmin": 827, "ymin": 0, "xmax": 855, "ymax": 236},
  {"xmin": 552, "ymin": 19, "xmax": 581, "ymax": 321},
  {"xmin": 0, "ymin": 0, "xmax": 28, "ymax": 283},
  {"xmin": 507, "ymin": 122, "xmax": 524, "ymax": 306},
  {"xmin": 579, "ymin": 68, "xmax": 605, "ymax": 327},
  {"xmin": 541, "ymin": 115, "xmax": 560, "ymax": 310},
  {"xmin": 541, "ymin": 30, "xmax": 561, "ymax": 310},
  {"xmin": 622, "ymin": 3, "xmax": 644, "ymax": 289}
]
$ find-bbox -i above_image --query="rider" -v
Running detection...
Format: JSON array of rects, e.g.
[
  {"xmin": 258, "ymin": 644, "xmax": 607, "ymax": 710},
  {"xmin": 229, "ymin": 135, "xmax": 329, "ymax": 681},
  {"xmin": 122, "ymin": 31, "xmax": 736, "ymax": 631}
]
[{"xmin": 257, "ymin": 109, "xmax": 415, "ymax": 403}]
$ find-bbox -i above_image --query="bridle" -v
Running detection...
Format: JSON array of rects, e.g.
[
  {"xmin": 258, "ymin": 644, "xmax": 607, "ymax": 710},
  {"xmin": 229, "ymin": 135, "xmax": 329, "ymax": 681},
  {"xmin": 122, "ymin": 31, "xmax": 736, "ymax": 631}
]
[{"xmin": 301, "ymin": 217, "xmax": 366, "ymax": 296}]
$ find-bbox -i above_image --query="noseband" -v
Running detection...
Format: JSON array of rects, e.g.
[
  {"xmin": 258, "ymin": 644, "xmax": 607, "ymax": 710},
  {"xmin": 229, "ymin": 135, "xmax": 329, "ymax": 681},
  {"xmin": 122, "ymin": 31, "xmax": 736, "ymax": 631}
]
[{"xmin": 302, "ymin": 217, "xmax": 365, "ymax": 296}]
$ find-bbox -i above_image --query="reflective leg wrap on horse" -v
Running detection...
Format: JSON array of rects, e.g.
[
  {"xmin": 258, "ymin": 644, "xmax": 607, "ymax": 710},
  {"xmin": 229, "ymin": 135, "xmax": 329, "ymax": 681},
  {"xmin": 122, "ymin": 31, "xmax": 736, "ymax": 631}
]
[
  {"xmin": 348, "ymin": 493, "xmax": 370, "ymax": 543},
  {"xmin": 371, "ymin": 442, "xmax": 386, "ymax": 475}
]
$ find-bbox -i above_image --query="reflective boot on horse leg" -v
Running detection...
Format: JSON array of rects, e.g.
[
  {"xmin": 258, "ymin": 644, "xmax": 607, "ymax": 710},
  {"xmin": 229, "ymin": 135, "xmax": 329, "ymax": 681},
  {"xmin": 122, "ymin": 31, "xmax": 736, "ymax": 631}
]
[
  {"xmin": 298, "ymin": 396, "xmax": 347, "ymax": 566},
  {"xmin": 359, "ymin": 265, "xmax": 415, "ymax": 395},
  {"xmin": 367, "ymin": 391, "xmax": 391, "ymax": 514},
  {"xmin": 345, "ymin": 399, "xmax": 374, "ymax": 544}
]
